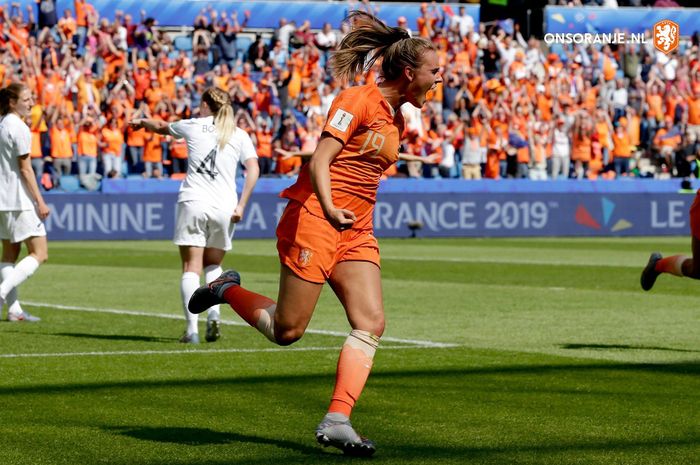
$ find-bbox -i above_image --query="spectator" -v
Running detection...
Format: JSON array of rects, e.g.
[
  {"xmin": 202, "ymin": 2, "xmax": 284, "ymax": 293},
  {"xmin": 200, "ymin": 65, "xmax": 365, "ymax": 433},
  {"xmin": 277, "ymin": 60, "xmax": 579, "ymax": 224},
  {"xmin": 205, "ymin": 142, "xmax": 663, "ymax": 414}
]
[
  {"xmin": 247, "ymin": 34, "xmax": 269, "ymax": 71},
  {"xmin": 99, "ymin": 117, "xmax": 124, "ymax": 177}
]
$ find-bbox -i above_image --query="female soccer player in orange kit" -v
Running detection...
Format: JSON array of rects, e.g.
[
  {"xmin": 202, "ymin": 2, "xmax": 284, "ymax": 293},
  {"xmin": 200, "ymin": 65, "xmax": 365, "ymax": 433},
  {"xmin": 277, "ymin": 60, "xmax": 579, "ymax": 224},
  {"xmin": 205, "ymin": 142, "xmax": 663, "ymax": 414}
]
[
  {"xmin": 641, "ymin": 192, "xmax": 700, "ymax": 290},
  {"xmin": 189, "ymin": 11, "xmax": 442, "ymax": 456}
]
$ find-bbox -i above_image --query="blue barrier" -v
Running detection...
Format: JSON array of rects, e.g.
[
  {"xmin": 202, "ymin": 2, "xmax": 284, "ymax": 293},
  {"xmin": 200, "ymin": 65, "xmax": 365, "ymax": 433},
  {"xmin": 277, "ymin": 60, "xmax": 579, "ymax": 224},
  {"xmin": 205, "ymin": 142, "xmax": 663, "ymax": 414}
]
[
  {"xmin": 100, "ymin": 177, "xmax": 699, "ymax": 195},
  {"xmin": 43, "ymin": 188, "xmax": 696, "ymax": 240},
  {"xmin": 19, "ymin": 1, "xmax": 478, "ymax": 30},
  {"xmin": 545, "ymin": 6, "xmax": 700, "ymax": 36}
]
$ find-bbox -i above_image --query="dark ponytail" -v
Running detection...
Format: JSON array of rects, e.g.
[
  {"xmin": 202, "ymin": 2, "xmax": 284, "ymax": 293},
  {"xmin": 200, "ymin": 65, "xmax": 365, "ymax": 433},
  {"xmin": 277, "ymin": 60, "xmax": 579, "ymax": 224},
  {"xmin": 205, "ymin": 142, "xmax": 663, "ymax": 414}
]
[{"xmin": 0, "ymin": 83, "xmax": 25, "ymax": 116}]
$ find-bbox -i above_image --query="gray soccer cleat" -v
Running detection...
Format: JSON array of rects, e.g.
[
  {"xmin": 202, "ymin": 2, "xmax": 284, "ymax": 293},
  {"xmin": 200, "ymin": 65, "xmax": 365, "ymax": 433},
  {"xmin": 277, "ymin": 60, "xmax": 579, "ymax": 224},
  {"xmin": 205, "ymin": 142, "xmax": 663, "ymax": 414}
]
[
  {"xmin": 7, "ymin": 310, "xmax": 41, "ymax": 322},
  {"xmin": 641, "ymin": 252, "xmax": 662, "ymax": 291},
  {"xmin": 179, "ymin": 332, "xmax": 200, "ymax": 344},
  {"xmin": 205, "ymin": 319, "xmax": 221, "ymax": 342},
  {"xmin": 188, "ymin": 270, "xmax": 241, "ymax": 314},
  {"xmin": 315, "ymin": 413, "xmax": 376, "ymax": 457}
]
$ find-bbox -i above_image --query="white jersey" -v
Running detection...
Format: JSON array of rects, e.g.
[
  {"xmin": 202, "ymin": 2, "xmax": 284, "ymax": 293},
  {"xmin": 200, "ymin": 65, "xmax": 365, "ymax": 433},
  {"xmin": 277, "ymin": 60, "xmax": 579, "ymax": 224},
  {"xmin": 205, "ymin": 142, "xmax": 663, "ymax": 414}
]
[
  {"xmin": 0, "ymin": 113, "xmax": 34, "ymax": 211},
  {"xmin": 169, "ymin": 116, "xmax": 258, "ymax": 209}
]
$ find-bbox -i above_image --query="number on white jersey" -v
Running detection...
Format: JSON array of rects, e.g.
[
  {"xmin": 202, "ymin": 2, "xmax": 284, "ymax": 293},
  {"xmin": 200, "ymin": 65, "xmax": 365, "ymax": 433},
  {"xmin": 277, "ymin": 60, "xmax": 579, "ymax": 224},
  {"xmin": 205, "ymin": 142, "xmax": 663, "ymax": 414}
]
[{"xmin": 196, "ymin": 148, "xmax": 219, "ymax": 180}]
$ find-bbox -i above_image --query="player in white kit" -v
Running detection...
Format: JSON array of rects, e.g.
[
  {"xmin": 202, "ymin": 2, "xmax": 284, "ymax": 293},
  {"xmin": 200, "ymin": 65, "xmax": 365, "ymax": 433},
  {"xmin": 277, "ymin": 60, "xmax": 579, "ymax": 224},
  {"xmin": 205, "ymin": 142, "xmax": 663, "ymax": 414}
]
[
  {"xmin": 0, "ymin": 83, "xmax": 50, "ymax": 321},
  {"xmin": 130, "ymin": 87, "xmax": 259, "ymax": 343}
]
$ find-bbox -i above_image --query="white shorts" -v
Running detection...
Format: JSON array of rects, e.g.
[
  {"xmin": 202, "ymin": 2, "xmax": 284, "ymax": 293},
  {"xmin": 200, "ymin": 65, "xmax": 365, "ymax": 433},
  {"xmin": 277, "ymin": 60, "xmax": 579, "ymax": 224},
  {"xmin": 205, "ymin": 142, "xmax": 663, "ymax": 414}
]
[
  {"xmin": 173, "ymin": 201, "xmax": 235, "ymax": 251},
  {"xmin": 0, "ymin": 209, "xmax": 47, "ymax": 243}
]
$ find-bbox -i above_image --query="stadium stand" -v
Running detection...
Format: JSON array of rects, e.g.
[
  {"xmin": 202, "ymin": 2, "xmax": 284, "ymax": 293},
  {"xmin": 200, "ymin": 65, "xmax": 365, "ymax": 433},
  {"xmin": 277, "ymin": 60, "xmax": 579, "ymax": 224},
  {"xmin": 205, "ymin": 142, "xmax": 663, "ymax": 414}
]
[{"xmin": 2, "ymin": 0, "xmax": 699, "ymax": 192}]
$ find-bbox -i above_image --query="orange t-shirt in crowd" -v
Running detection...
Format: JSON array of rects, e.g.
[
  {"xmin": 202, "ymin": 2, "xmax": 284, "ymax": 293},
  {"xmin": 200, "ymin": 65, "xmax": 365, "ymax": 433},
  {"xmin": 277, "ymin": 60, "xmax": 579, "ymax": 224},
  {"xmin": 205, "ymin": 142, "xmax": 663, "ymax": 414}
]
[
  {"xmin": 647, "ymin": 94, "xmax": 663, "ymax": 120},
  {"xmin": 169, "ymin": 137, "xmax": 188, "ymax": 159},
  {"xmin": 50, "ymin": 127, "xmax": 73, "ymax": 158},
  {"xmin": 688, "ymin": 96, "xmax": 700, "ymax": 125},
  {"xmin": 612, "ymin": 131, "xmax": 631, "ymax": 158},
  {"xmin": 281, "ymin": 83, "xmax": 403, "ymax": 229},
  {"xmin": 143, "ymin": 133, "xmax": 163, "ymax": 162},
  {"xmin": 30, "ymin": 131, "xmax": 42, "ymax": 158},
  {"xmin": 30, "ymin": 105, "xmax": 47, "ymax": 133},
  {"xmin": 133, "ymin": 70, "xmax": 151, "ymax": 101},
  {"xmin": 126, "ymin": 126, "xmax": 146, "ymax": 147},
  {"xmin": 595, "ymin": 121, "xmax": 611, "ymax": 149},
  {"xmin": 276, "ymin": 151, "xmax": 302, "ymax": 176},
  {"xmin": 627, "ymin": 115, "xmax": 641, "ymax": 146},
  {"xmin": 572, "ymin": 133, "xmax": 592, "ymax": 162},
  {"xmin": 101, "ymin": 127, "xmax": 124, "ymax": 155},
  {"xmin": 654, "ymin": 128, "xmax": 681, "ymax": 148},
  {"xmin": 58, "ymin": 16, "xmax": 77, "ymax": 41},
  {"xmin": 74, "ymin": 0, "xmax": 93, "ymax": 27},
  {"xmin": 256, "ymin": 130, "xmax": 272, "ymax": 158},
  {"xmin": 77, "ymin": 127, "xmax": 98, "ymax": 157}
]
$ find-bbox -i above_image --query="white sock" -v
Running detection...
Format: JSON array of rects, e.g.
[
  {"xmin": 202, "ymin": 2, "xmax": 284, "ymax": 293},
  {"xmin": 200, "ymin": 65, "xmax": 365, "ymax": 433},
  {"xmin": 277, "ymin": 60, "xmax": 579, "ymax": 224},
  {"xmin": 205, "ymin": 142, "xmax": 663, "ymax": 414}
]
[
  {"xmin": 668, "ymin": 255, "xmax": 688, "ymax": 277},
  {"xmin": 0, "ymin": 256, "xmax": 39, "ymax": 304},
  {"xmin": 1, "ymin": 262, "xmax": 22, "ymax": 313},
  {"xmin": 256, "ymin": 304, "xmax": 278, "ymax": 343},
  {"xmin": 204, "ymin": 265, "xmax": 222, "ymax": 322},
  {"xmin": 181, "ymin": 271, "xmax": 200, "ymax": 335}
]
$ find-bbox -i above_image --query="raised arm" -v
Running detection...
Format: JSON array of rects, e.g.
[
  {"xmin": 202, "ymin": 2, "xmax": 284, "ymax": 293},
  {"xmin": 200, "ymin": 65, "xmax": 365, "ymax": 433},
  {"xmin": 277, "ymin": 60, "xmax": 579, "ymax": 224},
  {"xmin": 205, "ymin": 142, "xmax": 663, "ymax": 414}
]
[{"xmin": 129, "ymin": 117, "xmax": 171, "ymax": 135}]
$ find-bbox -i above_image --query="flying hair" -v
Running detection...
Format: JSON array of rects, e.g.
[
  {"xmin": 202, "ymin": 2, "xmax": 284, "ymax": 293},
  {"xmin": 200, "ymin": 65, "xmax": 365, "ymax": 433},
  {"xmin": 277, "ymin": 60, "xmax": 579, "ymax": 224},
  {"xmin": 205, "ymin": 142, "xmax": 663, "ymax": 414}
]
[{"xmin": 329, "ymin": 11, "xmax": 435, "ymax": 84}]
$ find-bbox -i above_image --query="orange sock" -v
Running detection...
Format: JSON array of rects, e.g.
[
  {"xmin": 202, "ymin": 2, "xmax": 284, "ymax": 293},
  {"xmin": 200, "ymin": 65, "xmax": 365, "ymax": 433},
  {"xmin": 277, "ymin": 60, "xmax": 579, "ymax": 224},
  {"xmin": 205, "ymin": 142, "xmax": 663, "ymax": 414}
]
[
  {"xmin": 222, "ymin": 286, "xmax": 276, "ymax": 328},
  {"xmin": 328, "ymin": 330, "xmax": 380, "ymax": 417},
  {"xmin": 655, "ymin": 255, "xmax": 687, "ymax": 277}
]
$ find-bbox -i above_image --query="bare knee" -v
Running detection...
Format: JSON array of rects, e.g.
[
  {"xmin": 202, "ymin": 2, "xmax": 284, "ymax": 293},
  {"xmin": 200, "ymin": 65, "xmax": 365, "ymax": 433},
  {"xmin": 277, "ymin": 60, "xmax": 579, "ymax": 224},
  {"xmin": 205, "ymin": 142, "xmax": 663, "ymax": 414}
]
[
  {"xmin": 354, "ymin": 307, "xmax": 385, "ymax": 337},
  {"xmin": 32, "ymin": 252, "xmax": 48, "ymax": 264},
  {"xmin": 368, "ymin": 317, "xmax": 385, "ymax": 338},
  {"xmin": 274, "ymin": 327, "xmax": 304, "ymax": 346}
]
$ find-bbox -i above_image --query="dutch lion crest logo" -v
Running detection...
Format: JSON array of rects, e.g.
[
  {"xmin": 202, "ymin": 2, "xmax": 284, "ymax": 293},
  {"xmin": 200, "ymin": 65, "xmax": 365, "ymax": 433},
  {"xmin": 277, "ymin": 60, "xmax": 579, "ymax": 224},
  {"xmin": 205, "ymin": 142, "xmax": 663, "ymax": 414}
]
[
  {"xmin": 298, "ymin": 248, "xmax": 313, "ymax": 267},
  {"xmin": 653, "ymin": 20, "xmax": 679, "ymax": 54}
]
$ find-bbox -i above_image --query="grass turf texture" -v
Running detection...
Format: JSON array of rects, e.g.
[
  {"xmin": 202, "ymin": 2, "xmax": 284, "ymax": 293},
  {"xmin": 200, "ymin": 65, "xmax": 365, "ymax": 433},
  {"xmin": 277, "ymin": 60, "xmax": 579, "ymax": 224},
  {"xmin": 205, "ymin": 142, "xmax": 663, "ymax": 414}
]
[{"xmin": 0, "ymin": 237, "xmax": 698, "ymax": 465}]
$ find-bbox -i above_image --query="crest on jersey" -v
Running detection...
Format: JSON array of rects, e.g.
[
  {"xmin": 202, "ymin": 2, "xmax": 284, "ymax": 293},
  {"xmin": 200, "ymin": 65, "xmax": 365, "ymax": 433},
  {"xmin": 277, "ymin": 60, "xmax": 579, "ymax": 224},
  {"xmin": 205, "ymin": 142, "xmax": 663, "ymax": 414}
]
[
  {"xmin": 329, "ymin": 109, "xmax": 354, "ymax": 132},
  {"xmin": 298, "ymin": 248, "xmax": 313, "ymax": 267},
  {"xmin": 653, "ymin": 20, "xmax": 679, "ymax": 54}
]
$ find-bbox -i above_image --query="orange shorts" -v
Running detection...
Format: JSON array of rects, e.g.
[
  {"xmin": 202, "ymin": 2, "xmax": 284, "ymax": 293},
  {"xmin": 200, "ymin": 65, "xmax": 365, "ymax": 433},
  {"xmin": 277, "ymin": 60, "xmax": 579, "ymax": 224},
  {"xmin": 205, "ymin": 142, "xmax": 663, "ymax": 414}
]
[
  {"xmin": 276, "ymin": 200, "xmax": 380, "ymax": 284},
  {"xmin": 690, "ymin": 190, "xmax": 700, "ymax": 240}
]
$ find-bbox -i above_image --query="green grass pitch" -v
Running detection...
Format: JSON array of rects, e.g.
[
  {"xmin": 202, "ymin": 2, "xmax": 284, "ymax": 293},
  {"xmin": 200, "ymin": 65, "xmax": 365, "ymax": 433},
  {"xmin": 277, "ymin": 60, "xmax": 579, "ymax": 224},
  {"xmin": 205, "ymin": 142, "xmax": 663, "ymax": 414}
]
[{"xmin": 0, "ymin": 237, "xmax": 698, "ymax": 465}]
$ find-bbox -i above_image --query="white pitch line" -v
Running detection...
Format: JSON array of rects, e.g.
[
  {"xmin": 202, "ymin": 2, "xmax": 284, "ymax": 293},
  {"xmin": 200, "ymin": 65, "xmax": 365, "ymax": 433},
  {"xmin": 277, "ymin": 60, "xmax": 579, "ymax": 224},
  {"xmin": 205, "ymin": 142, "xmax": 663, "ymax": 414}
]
[
  {"xmin": 0, "ymin": 345, "xmax": 435, "ymax": 359},
  {"xmin": 23, "ymin": 301, "xmax": 459, "ymax": 349}
]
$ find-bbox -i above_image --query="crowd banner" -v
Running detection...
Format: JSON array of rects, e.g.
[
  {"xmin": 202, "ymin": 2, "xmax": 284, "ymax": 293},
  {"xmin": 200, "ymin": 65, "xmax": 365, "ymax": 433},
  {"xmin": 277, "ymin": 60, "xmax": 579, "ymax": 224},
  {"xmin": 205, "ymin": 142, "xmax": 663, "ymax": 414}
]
[
  {"xmin": 545, "ymin": 6, "xmax": 700, "ymax": 36},
  {"xmin": 44, "ymin": 190, "xmax": 694, "ymax": 240},
  {"xmin": 17, "ymin": 1, "xmax": 478, "ymax": 29}
]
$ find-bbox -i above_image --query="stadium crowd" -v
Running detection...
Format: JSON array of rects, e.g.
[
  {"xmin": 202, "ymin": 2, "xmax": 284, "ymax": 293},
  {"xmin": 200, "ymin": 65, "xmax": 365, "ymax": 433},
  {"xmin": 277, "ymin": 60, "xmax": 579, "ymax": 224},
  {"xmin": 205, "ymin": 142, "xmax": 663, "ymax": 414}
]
[{"xmin": 1, "ymin": 0, "xmax": 699, "ymax": 190}]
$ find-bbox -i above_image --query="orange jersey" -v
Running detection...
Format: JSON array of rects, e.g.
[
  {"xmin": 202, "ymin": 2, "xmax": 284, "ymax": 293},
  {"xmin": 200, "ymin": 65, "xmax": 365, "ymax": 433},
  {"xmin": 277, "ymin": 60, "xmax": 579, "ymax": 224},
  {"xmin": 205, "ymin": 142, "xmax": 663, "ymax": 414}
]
[
  {"xmin": 281, "ymin": 83, "xmax": 403, "ymax": 228},
  {"xmin": 50, "ymin": 127, "xmax": 73, "ymax": 158},
  {"xmin": 612, "ymin": 131, "xmax": 631, "ymax": 157},
  {"xmin": 77, "ymin": 128, "xmax": 98, "ymax": 157},
  {"xmin": 101, "ymin": 127, "xmax": 124, "ymax": 155},
  {"xmin": 143, "ymin": 133, "xmax": 163, "ymax": 162},
  {"xmin": 169, "ymin": 137, "xmax": 188, "ymax": 159},
  {"xmin": 688, "ymin": 96, "xmax": 700, "ymax": 125}
]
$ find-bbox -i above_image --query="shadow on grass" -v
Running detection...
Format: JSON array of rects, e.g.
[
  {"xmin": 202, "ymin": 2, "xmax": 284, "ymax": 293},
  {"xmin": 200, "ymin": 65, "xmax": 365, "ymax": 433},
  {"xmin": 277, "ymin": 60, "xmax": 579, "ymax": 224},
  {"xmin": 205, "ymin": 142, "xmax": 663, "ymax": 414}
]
[
  {"xmin": 53, "ymin": 332, "xmax": 176, "ymax": 343},
  {"xmin": 3, "ymin": 361, "xmax": 698, "ymax": 396},
  {"xmin": 105, "ymin": 426, "xmax": 320, "ymax": 455},
  {"xmin": 95, "ymin": 428, "xmax": 700, "ymax": 465},
  {"xmin": 561, "ymin": 343, "xmax": 700, "ymax": 353}
]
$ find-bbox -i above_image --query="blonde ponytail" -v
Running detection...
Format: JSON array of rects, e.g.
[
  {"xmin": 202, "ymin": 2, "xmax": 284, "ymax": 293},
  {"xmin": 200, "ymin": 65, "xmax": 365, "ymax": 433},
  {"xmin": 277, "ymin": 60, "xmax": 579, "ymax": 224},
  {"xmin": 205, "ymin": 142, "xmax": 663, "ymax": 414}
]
[
  {"xmin": 201, "ymin": 87, "xmax": 235, "ymax": 150},
  {"xmin": 214, "ymin": 103, "xmax": 235, "ymax": 151}
]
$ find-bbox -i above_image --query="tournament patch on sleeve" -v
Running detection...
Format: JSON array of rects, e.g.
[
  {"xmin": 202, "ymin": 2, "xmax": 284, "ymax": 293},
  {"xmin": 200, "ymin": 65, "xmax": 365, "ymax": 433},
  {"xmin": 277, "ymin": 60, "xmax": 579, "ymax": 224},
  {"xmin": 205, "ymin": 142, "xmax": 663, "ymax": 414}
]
[{"xmin": 328, "ymin": 108, "xmax": 354, "ymax": 133}]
